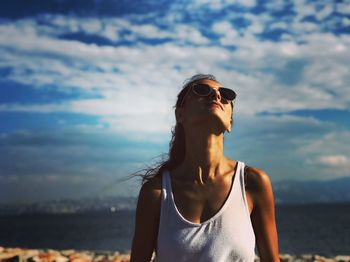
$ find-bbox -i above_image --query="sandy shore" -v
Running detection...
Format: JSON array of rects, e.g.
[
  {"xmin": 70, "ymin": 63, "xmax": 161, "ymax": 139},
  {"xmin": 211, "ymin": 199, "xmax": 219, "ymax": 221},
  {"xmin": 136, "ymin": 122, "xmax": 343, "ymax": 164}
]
[{"xmin": 1, "ymin": 246, "xmax": 349, "ymax": 262}]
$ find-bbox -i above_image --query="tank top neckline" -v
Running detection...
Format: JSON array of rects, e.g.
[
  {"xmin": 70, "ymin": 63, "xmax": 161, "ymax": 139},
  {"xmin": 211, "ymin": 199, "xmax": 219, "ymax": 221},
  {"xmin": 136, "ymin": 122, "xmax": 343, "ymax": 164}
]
[{"xmin": 165, "ymin": 161, "xmax": 241, "ymax": 227}]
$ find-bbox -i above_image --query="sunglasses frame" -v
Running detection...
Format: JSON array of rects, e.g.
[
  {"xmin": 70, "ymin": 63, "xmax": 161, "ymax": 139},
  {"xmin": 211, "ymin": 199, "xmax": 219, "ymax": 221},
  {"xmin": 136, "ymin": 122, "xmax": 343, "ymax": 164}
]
[{"xmin": 179, "ymin": 83, "xmax": 237, "ymax": 108}]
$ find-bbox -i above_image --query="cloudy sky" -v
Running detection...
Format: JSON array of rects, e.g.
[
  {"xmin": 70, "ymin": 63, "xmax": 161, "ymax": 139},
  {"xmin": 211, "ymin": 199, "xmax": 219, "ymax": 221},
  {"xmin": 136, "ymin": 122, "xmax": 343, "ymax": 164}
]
[{"xmin": 1, "ymin": 0, "xmax": 349, "ymax": 203}]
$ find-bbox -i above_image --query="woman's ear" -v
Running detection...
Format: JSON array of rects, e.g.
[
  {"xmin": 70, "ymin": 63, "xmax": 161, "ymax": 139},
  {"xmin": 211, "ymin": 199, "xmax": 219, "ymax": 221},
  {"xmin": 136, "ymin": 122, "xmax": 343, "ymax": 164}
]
[
  {"xmin": 175, "ymin": 107, "xmax": 183, "ymax": 123},
  {"xmin": 227, "ymin": 117, "xmax": 233, "ymax": 132}
]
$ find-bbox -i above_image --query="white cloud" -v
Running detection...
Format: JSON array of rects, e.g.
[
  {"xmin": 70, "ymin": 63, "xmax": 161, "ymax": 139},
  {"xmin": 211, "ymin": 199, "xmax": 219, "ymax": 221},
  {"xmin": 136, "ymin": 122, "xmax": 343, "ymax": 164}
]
[
  {"xmin": 49, "ymin": 14, "xmax": 80, "ymax": 32},
  {"xmin": 227, "ymin": 0, "xmax": 256, "ymax": 8},
  {"xmin": 280, "ymin": 41, "xmax": 300, "ymax": 56},
  {"xmin": 243, "ymin": 13, "xmax": 268, "ymax": 35},
  {"xmin": 212, "ymin": 21, "xmax": 239, "ymax": 46},
  {"xmin": 336, "ymin": 2, "xmax": 350, "ymax": 15},
  {"xmin": 291, "ymin": 21, "xmax": 319, "ymax": 34},
  {"xmin": 48, "ymin": 15, "xmax": 210, "ymax": 45},
  {"xmin": 129, "ymin": 23, "xmax": 170, "ymax": 39},
  {"xmin": 174, "ymin": 24, "xmax": 210, "ymax": 45},
  {"xmin": 293, "ymin": 0, "xmax": 317, "ymax": 21},
  {"xmin": 269, "ymin": 21, "xmax": 288, "ymax": 30},
  {"xmin": 343, "ymin": 17, "xmax": 350, "ymax": 26},
  {"xmin": 298, "ymin": 131, "xmax": 350, "ymax": 177},
  {"xmin": 305, "ymin": 59, "xmax": 349, "ymax": 88},
  {"xmin": 212, "ymin": 21, "xmax": 232, "ymax": 34},
  {"xmin": 80, "ymin": 18, "xmax": 103, "ymax": 35},
  {"xmin": 264, "ymin": 0, "xmax": 287, "ymax": 12},
  {"xmin": 318, "ymin": 155, "xmax": 350, "ymax": 167},
  {"xmin": 301, "ymin": 131, "xmax": 350, "ymax": 155},
  {"xmin": 191, "ymin": 0, "xmax": 256, "ymax": 10},
  {"xmin": 291, "ymin": 2, "xmax": 346, "ymax": 35},
  {"xmin": 315, "ymin": 4, "xmax": 333, "ymax": 21}
]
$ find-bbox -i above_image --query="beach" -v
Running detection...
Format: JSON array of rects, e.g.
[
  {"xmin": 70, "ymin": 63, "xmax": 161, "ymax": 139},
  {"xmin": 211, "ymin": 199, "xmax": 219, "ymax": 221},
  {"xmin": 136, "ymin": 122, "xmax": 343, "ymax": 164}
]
[{"xmin": 1, "ymin": 246, "xmax": 350, "ymax": 262}]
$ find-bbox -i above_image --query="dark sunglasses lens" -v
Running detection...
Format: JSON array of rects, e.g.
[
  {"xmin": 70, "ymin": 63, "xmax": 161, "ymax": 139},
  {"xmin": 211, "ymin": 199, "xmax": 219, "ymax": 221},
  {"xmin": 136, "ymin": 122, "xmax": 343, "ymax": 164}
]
[
  {"xmin": 220, "ymin": 88, "xmax": 236, "ymax": 100},
  {"xmin": 193, "ymin": 84, "xmax": 211, "ymax": 96}
]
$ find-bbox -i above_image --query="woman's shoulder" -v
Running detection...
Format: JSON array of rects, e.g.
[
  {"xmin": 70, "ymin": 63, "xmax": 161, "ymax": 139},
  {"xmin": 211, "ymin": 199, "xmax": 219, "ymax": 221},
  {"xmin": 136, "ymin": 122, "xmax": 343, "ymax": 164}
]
[
  {"xmin": 244, "ymin": 165, "xmax": 275, "ymax": 207},
  {"xmin": 140, "ymin": 175, "xmax": 162, "ymax": 199},
  {"xmin": 244, "ymin": 165, "xmax": 271, "ymax": 190}
]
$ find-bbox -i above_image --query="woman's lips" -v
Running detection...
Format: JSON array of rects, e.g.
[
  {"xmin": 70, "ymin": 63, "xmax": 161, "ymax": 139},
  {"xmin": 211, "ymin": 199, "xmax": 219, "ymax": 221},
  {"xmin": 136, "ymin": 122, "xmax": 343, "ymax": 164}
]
[{"xmin": 207, "ymin": 101, "xmax": 223, "ymax": 110}]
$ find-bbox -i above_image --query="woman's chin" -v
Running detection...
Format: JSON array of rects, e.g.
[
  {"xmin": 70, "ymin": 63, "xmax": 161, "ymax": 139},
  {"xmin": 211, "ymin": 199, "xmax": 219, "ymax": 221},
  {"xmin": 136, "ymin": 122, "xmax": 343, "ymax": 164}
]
[{"xmin": 186, "ymin": 115, "xmax": 227, "ymax": 132}]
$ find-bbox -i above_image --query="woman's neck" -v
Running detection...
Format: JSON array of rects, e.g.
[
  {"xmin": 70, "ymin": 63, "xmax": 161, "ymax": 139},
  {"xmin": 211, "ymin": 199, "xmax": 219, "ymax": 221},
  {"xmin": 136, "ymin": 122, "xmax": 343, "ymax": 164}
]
[{"xmin": 180, "ymin": 129, "xmax": 226, "ymax": 184}]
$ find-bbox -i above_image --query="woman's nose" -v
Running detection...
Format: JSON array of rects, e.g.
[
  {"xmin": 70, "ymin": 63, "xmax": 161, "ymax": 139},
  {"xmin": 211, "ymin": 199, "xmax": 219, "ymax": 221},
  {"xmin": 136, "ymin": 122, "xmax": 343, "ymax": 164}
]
[{"xmin": 211, "ymin": 88, "xmax": 221, "ymax": 101}]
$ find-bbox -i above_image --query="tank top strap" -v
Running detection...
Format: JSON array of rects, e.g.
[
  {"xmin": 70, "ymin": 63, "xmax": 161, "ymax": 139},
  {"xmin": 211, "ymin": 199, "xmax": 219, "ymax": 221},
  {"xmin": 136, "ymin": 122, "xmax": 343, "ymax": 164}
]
[
  {"xmin": 162, "ymin": 170, "xmax": 171, "ymax": 194},
  {"xmin": 237, "ymin": 161, "xmax": 252, "ymax": 220},
  {"xmin": 159, "ymin": 170, "xmax": 171, "ymax": 222}
]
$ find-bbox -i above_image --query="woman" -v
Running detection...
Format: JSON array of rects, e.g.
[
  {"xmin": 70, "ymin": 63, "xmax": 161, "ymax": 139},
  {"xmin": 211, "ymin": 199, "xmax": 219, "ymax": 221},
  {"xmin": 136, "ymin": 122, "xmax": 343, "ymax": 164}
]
[{"xmin": 131, "ymin": 74, "xmax": 280, "ymax": 262}]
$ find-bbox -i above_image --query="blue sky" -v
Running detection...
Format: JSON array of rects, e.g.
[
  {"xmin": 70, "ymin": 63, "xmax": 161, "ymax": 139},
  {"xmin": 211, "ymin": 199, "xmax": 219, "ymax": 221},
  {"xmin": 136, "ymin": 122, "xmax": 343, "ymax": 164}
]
[{"xmin": 1, "ymin": 0, "xmax": 350, "ymax": 203}]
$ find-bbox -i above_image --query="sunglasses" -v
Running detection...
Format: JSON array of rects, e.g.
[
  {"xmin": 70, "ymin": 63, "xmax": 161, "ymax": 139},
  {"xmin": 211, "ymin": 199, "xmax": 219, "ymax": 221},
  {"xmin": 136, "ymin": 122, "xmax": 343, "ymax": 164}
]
[{"xmin": 180, "ymin": 83, "xmax": 237, "ymax": 107}]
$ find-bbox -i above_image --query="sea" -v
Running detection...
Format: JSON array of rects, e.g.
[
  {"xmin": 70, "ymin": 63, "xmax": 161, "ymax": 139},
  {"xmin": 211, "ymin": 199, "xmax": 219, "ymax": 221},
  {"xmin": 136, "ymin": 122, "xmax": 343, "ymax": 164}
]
[{"xmin": 0, "ymin": 203, "xmax": 349, "ymax": 257}]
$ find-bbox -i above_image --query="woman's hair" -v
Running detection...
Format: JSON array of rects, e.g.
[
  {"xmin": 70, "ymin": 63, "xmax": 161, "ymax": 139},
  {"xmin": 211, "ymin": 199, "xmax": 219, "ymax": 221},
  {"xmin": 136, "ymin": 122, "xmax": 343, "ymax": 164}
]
[{"xmin": 138, "ymin": 74, "xmax": 219, "ymax": 184}]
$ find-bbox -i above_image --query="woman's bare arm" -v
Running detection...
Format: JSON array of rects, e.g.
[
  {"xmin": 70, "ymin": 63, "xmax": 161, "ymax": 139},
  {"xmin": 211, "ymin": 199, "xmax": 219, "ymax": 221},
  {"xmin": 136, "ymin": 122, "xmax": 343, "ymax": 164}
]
[
  {"xmin": 246, "ymin": 167, "xmax": 280, "ymax": 262},
  {"xmin": 130, "ymin": 177, "xmax": 162, "ymax": 262}
]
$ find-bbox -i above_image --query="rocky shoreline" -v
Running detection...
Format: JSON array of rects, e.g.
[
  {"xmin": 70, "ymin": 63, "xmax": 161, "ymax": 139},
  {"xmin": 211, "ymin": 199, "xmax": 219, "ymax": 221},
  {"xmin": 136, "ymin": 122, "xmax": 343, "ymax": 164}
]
[
  {"xmin": 0, "ymin": 246, "xmax": 349, "ymax": 262},
  {"xmin": 0, "ymin": 247, "xmax": 130, "ymax": 262}
]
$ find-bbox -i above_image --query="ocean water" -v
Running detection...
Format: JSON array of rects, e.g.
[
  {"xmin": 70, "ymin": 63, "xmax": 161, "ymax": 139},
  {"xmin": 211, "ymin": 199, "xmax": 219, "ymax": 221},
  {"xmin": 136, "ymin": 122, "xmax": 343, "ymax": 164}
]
[{"xmin": 0, "ymin": 203, "xmax": 349, "ymax": 256}]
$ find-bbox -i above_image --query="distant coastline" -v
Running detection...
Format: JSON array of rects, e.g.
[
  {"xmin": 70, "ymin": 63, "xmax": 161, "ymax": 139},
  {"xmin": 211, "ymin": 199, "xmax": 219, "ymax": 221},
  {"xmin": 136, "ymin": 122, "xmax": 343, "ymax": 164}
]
[
  {"xmin": 1, "ymin": 201, "xmax": 350, "ymax": 216},
  {"xmin": 2, "ymin": 176, "xmax": 350, "ymax": 216},
  {"xmin": 1, "ymin": 191, "xmax": 350, "ymax": 216}
]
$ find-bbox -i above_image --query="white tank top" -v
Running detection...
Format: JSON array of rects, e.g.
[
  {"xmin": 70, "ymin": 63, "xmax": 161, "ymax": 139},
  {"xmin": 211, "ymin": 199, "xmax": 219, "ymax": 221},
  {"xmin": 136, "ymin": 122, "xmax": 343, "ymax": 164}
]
[{"xmin": 156, "ymin": 161, "xmax": 256, "ymax": 262}]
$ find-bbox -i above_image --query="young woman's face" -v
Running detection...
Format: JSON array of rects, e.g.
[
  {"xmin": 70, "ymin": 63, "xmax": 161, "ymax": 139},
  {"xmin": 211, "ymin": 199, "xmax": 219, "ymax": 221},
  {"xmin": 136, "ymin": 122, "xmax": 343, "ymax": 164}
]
[{"xmin": 177, "ymin": 79, "xmax": 233, "ymax": 133}]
